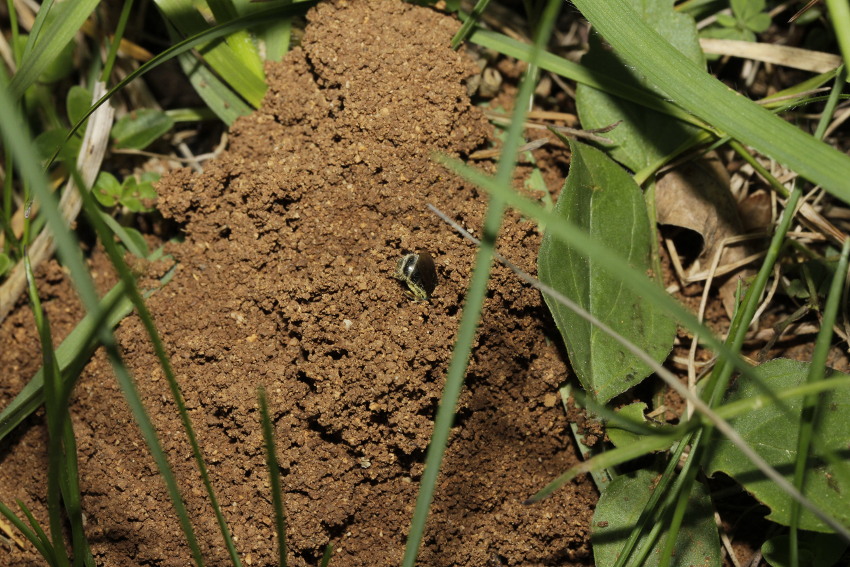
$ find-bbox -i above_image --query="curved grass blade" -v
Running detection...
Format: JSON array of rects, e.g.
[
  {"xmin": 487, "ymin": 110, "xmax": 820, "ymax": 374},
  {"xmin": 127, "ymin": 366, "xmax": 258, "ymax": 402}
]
[
  {"xmin": 451, "ymin": 0, "xmax": 491, "ymax": 49},
  {"xmin": 0, "ymin": 500, "xmax": 53, "ymax": 564},
  {"xmin": 258, "ymin": 387, "xmax": 287, "ymax": 567}
]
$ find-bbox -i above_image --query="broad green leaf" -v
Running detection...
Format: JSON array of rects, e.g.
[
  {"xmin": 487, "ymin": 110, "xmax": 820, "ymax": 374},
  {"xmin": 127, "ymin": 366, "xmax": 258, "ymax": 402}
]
[
  {"xmin": 705, "ymin": 359, "xmax": 850, "ymax": 532},
  {"xmin": 111, "ymin": 109, "xmax": 174, "ymax": 150},
  {"xmin": 762, "ymin": 532, "xmax": 848, "ymax": 567},
  {"xmin": 538, "ymin": 140, "xmax": 676, "ymax": 403},
  {"xmin": 576, "ymin": 0, "xmax": 704, "ymax": 171},
  {"xmin": 592, "ymin": 468, "xmax": 721, "ymax": 567},
  {"xmin": 569, "ymin": 0, "xmax": 850, "ymax": 202}
]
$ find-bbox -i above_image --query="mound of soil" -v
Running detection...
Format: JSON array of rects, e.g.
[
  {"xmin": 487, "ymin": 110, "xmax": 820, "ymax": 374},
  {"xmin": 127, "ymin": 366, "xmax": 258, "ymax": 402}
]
[{"xmin": 0, "ymin": 1, "xmax": 596, "ymax": 565}]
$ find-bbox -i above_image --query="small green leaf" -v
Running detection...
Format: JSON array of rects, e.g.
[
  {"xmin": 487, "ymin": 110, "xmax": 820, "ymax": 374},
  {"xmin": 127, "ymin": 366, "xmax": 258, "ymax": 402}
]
[
  {"xmin": 746, "ymin": 12, "xmax": 773, "ymax": 33},
  {"xmin": 715, "ymin": 13, "xmax": 739, "ymax": 28},
  {"xmin": 705, "ymin": 359, "xmax": 850, "ymax": 532},
  {"xmin": 592, "ymin": 468, "xmax": 721, "ymax": 567},
  {"xmin": 111, "ymin": 109, "xmax": 174, "ymax": 150},
  {"xmin": 538, "ymin": 140, "xmax": 676, "ymax": 403},
  {"xmin": 66, "ymin": 86, "xmax": 92, "ymax": 129},
  {"xmin": 732, "ymin": 0, "xmax": 765, "ymax": 23},
  {"xmin": 119, "ymin": 176, "xmax": 157, "ymax": 212},
  {"xmin": 93, "ymin": 172, "xmax": 122, "ymax": 207}
]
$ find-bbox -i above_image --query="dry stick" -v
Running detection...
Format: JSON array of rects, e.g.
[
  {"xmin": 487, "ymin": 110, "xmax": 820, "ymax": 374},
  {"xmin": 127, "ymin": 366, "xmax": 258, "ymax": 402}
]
[
  {"xmin": 428, "ymin": 202, "xmax": 850, "ymax": 541},
  {"xmin": 0, "ymin": 82, "xmax": 114, "ymax": 324}
]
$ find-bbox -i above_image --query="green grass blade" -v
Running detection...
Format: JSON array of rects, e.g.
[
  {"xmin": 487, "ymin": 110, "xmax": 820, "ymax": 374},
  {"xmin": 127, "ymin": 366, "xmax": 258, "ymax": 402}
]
[
  {"xmin": 239, "ymin": 0, "xmax": 294, "ymax": 62},
  {"xmin": 826, "ymin": 0, "xmax": 850, "ymax": 64},
  {"xmin": 788, "ymin": 65, "xmax": 850, "ymax": 559},
  {"xmin": 451, "ymin": 0, "xmax": 491, "ymax": 49},
  {"xmin": 8, "ymin": 0, "xmax": 101, "ymax": 100},
  {"xmin": 1, "ymin": 70, "xmax": 206, "ymax": 565},
  {"xmin": 570, "ymin": 0, "xmax": 850, "ymax": 202},
  {"xmin": 401, "ymin": 2, "xmax": 562, "ymax": 565},
  {"xmin": 258, "ymin": 387, "xmax": 287, "ymax": 567},
  {"xmin": 789, "ymin": 238, "xmax": 850, "ymax": 556},
  {"xmin": 100, "ymin": 341, "xmax": 207, "ymax": 566},
  {"xmin": 23, "ymin": 251, "xmax": 71, "ymax": 567},
  {"xmin": 206, "ymin": 0, "xmax": 265, "ymax": 78},
  {"xmin": 0, "ymin": 281, "xmax": 132, "ymax": 442},
  {"xmin": 101, "ymin": 0, "xmax": 134, "ymax": 83},
  {"xmin": 527, "ymin": 433, "xmax": 684, "ymax": 503},
  {"xmin": 70, "ymin": 167, "xmax": 231, "ymax": 565},
  {"xmin": 61, "ymin": 419, "xmax": 94, "ymax": 567},
  {"xmin": 0, "ymin": 500, "xmax": 53, "ymax": 563},
  {"xmin": 0, "ymin": 78, "xmax": 100, "ymax": 319},
  {"xmin": 17, "ymin": 500, "xmax": 60, "ymax": 567},
  {"xmin": 319, "ymin": 543, "xmax": 334, "ymax": 567}
]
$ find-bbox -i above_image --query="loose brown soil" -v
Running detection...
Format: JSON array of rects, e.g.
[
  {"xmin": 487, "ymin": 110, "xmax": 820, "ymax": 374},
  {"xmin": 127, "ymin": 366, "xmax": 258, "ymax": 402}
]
[{"xmin": 0, "ymin": 1, "xmax": 596, "ymax": 565}]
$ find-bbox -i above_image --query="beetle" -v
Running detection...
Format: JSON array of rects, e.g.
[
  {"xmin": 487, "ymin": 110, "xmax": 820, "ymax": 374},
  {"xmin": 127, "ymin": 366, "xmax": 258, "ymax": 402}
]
[{"xmin": 393, "ymin": 252, "xmax": 437, "ymax": 301}]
